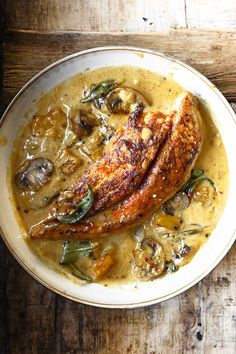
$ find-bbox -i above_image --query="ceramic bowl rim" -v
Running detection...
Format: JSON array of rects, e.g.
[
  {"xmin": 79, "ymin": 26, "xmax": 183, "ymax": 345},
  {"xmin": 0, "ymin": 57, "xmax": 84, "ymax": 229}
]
[{"xmin": 0, "ymin": 46, "xmax": 235, "ymax": 308}]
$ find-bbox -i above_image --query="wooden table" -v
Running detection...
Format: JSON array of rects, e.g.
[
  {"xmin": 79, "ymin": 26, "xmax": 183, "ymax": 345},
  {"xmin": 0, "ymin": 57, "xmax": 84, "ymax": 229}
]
[{"xmin": 1, "ymin": 2, "xmax": 236, "ymax": 353}]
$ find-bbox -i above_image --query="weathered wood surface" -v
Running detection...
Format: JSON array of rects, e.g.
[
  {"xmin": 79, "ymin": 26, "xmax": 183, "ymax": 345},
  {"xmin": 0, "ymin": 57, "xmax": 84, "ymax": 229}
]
[
  {"xmin": 2, "ymin": 241, "xmax": 236, "ymax": 354},
  {"xmin": 1, "ymin": 0, "xmax": 236, "ymax": 351},
  {"xmin": 1, "ymin": 27, "xmax": 236, "ymax": 354},
  {"xmin": 3, "ymin": 29, "xmax": 236, "ymax": 103},
  {"xmin": 0, "ymin": 2, "xmax": 8, "ymax": 353},
  {"xmin": 185, "ymin": 0, "xmax": 236, "ymax": 30},
  {"xmin": 5, "ymin": 0, "xmax": 236, "ymax": 32}
]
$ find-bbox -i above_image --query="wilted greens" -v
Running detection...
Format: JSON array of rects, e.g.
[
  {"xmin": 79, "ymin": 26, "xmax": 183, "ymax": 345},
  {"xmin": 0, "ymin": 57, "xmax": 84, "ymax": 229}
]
[
  {"xmin": 58, "ymin": 186, "xmax": 94, "ymax": 224},
  {"xmin": 80, "ymin": 80, "xmax": 119, "ymax": 104},
  {"xmin": 59, "ymin": 240, "xmax": 95, "ymax": 264}
]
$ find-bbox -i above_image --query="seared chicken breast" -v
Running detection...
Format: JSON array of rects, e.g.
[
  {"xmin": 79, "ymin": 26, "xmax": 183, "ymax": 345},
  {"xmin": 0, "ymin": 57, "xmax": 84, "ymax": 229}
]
[
  {"xmin": 30, "ymin": 93, "xmax": 203, "ymax": 240},
  {"xmin": 54, "ymin": 107, "xmax": 172, "ymax": 217}
]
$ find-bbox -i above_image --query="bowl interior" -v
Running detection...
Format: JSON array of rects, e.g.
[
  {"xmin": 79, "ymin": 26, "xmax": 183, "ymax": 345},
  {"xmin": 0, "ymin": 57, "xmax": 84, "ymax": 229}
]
[{"xmin": 0, "ymin": 47, "xmax": 236, "ymax": 308}]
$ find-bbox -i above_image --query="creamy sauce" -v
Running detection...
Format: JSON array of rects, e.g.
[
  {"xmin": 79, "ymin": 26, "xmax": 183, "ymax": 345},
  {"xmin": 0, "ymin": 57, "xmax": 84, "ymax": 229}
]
[
  {"xmin": 0, "ymin": 135, "xmax": 8, "ymax": 147},
  {"xmin": 10, "ymin": 66, "xmax": 228, "ymax": 285}
]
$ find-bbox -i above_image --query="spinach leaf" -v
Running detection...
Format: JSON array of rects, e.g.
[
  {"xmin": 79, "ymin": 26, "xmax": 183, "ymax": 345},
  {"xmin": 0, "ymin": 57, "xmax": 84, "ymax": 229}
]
[
  {"xmin": 162, "ymin": 226, "xmax": 207, "ymax": 240},
  {"xmin": 191, "ymin": 168, "xmax": 204, "ymax": 179},
  {"xmin": 185, "ymin": 176, "xmax": 215, "ymax": 196},
  {"xmin": 178, "ymin": 228, "xmax": 204, "ymax": 236},
  {"xmin": 59, "ymin": 240, "xmax": 95, "ymax": 264},
  {"xmin": 80, "ymin": 80, "xmax": 119, "ymax": 104},
  {"xmin": 184, "ymin": 168, "xmax": 215, "ymax": 196},
  {"xmin": 67, "ymin": 263, "xmax": 93, "ymax": 282},
  {"xmin": 58, "ymin": 186, "xmax": 94, "ymax": 224},
  {"xmin": 166, "ymin": 262, "xmax": 179, "ymax": 273}
]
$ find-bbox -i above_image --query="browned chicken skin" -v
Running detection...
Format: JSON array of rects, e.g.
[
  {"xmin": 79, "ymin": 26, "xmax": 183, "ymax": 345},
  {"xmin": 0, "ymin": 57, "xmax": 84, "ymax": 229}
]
[
  {"xmin": 30, "ymin": 93, "xmax": 203, "ymax": 240},
  {"xmin": 55, "ymin": 107, "xmax": 172, "ymax": 216}
]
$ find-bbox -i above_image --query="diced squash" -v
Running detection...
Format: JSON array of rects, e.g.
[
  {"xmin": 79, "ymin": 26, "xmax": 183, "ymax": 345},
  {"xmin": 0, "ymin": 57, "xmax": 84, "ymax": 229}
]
[
  {"xmin": 93, "ymin": 254, "xmax": 113, "ymax": 278},
  {"xmin": 154, "ymin": 214, "xmax": 181, "ymax": 230}
]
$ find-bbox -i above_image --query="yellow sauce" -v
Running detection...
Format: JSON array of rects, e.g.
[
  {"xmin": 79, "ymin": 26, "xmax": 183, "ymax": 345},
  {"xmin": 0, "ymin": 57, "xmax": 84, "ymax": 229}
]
[
  {"xmin": 10, "ymin": 66, "xmax": 228, "ymax": 285},
  {"xmin": 0, "ymin": 135, "xmax": 8, "ymax": 146}
]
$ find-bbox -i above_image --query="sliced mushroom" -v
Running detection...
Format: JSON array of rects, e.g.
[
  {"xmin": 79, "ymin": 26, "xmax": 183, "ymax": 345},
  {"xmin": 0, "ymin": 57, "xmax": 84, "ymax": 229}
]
[
  {"xmin": 162, "ymin": 191, "xmax": 190, "ymax": 216},
  {"xmin": 15, "ymin": 158, "xmax": 53, "ymax": 191},
  {"xmin": 72, "ymin": 110, "xmax": 99, "ymax": 137},
  {"xmin": 191, "ymin": 181, "xmax": 215, "ymax": 206},
  {"xmin": 55, "ymin": 148, "xmax": 81, "ymax": 175},
  {"xmin": 106, "ymin": 87, "xmax": 151, "ymax": 114},
  {"xmin": 172, "ymin": 241, "xmax": 192, "ymax": 266},
  {"xmin": 132, "ymin": 238, "xmax": 166, "ymax": 281}
]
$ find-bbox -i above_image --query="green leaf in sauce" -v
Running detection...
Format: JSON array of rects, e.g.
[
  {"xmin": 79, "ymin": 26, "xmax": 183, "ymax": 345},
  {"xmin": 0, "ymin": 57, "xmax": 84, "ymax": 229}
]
[
  {"xmin": 58, "ymin": 186, "xmax": 94, "ymax": 224},
  {"xmin": 184, "ymin": 168, "xmax": 215, "ymax": 197},
  {"xmin": 67, "ymin": 263, "xmax": 93, "ymax": 282},
  {"xmin": 80, "ymin": 80, "xmax": 119, "ymax": 104},
  {"xmin": 162, "ymin": 226, "xmax": 207, "ymax": 240},
  {"xmin": 178, "ymin": 228, "xmax": 204, "ymax": 236},
  {"xmin": 191, "ymin": 168, "xmax": 204, "ymax": 179},
  {"xmin": 166, "ymin": 262, "xmax": 179, "ymax": 273},
  {"xmin": 185, "ymin": 176, "xmax": 215, "ymax": 196},
  {"xmin": 59, "ymin": 240, "xmax": 95, "ymax": 264}
]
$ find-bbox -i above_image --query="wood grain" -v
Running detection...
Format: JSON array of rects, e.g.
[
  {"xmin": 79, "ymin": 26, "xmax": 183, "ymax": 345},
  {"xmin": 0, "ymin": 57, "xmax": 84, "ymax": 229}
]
[
  {"xmin": 5, "ymin": 0, "xmax": 236, "ymax": 32},
  {"xmin": 4, "ymin": 0, "xmax": 186, "ymax": 32},
  {"xmin": 6, "ymin": 255, "xmax": 57, "ymax": 354},
  {"xmin": 1, "ymin": 27, "xmax": 236, "ymax": 354},
  {"xmin": 0, "ymin": 242, "xmax": 8, "ymax": 354},
  {"xmin": 3, "ymin": 29, "xmax": 236, "ymax": 104},
  {"xmin": 0, "ymin": 2, "xmax": 7, "ymax": 352},
  {"xmin": 2, "ymin": 241, "xmax": 236, "ymax": 354},
  {"xmin": 186, "ymin": 0, "xmax": 236, "ymax": 29}
]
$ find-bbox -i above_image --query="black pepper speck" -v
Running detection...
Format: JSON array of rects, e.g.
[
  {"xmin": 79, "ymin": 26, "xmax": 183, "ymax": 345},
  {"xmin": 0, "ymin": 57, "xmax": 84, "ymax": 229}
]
[{"xmin": 196, "ymin": 331, "xmax": 203, "ymax": 341}]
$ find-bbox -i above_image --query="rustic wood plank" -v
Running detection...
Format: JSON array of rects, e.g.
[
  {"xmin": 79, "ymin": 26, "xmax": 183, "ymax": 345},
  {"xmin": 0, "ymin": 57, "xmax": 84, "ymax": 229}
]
[
  {"xmin": 5, "ymin": 0, "xmax": 187, "ymax": 32},
  {"xmin": 54, "ymin": 245, "xmax": 236, "ymax": 354},
  {"xmin": 5, "ymin": 0, "xmax": 236, "ymax": 32},
  {"xmin": 2, "ymin": 241, "xmax": 235, "ymax": 354},
  {"xmin": 186, "ymin": 0, "xmax": 236, "ymax": 29},
  {"xmin": 0, "ymin": 241, "xmax": 8, "ymax": 354},
  {"xmin": 3, "ymin": 29, "xmax": 236, "ymax": 104},
  {"xmin": 0, "ymin": 1, "xmax": 8, "ymax": 352},
  {"xmin": 5, "ymin": 253, "xmax": 57, "ymax": 354},
  {"xmin": 200, "ymin": 248, "xmax": 236, "ymax": 354},
  {"xmin": 2, "ymin": 28, "xmax": 236, "ymax": 354}
]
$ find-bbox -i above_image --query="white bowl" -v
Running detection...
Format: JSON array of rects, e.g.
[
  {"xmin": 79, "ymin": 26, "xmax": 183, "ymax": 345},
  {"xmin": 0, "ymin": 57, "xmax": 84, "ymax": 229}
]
[{"xmin": 0, "ymin": 47, "xmax": 235, "ymax": 308}]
